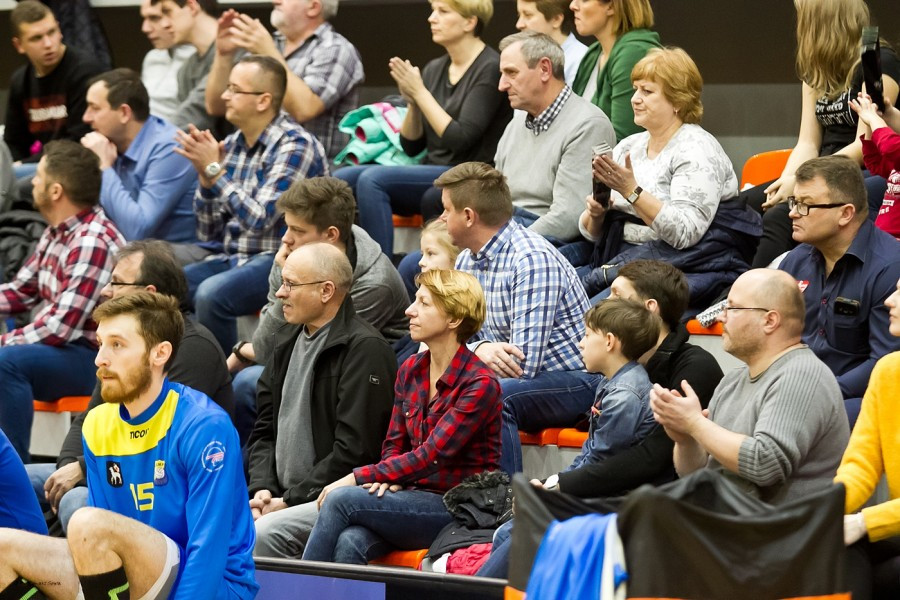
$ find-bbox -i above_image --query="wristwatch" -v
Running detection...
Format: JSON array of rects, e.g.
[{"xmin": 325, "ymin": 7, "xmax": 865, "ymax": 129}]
[
  {"xmin": 203, "ymin": 161, "xmax": 223, "ymax": 178},
  {"xmin": 626, "ymin": 185, "xmax": 643, "ymax": 205},
  {"xmin": 232, "ymin": 340, "xmax": 252, "ymax": 364}
]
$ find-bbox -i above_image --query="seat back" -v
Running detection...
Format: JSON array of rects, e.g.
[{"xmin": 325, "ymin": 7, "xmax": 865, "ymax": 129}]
[{"xmin": 739, "ymin": 149, "xmax": 792, "ymax": 189}]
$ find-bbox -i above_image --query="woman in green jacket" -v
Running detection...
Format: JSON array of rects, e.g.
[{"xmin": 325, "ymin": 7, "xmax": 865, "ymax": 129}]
[{"xmin": 570, "ymin": 0, "xmax": 661, "ymax": 141}]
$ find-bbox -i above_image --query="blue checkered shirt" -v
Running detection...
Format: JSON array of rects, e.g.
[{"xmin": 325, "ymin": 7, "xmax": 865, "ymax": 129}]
[
  {"xmin": 194, "ymin": 113, "xmax": 328, "ymax": 262},
  {"xmin": 277, "ymin": 22, "xmax": 364, "ymax": 158},
  {"xmin": 456, "ymin": 220, "xmax": 589, "ymax": 377},
  {"xmin": 524, "ymin": 85, "xmax": 571, "ymax": 136}
]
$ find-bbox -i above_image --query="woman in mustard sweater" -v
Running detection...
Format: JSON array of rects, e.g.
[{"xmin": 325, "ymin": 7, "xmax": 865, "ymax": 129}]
[{"xmin": 835, "ymin": 277, "xmax": 900, "ymax": 599}]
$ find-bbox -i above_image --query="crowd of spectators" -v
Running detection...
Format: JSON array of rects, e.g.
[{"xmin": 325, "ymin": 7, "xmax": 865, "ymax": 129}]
[{"xmin": 1, "ymin": 0, "xmax": 900, "ymax": 597}]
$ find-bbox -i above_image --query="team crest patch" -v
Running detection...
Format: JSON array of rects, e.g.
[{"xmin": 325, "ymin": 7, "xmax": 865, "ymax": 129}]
[
  {"xmin": 201, "ymin": 441, "xmax": 226, "ymax": 472},
  {"xmin": 107, "ymin": 461, "xmax": 123, "ymax": 487},
  {"xmin": 797, "ymin": 280, "xmax": 809, "ymax": 293},
  {"xmin": 153, "ymin": 460, "xmax": 168, "ymax": 486}
]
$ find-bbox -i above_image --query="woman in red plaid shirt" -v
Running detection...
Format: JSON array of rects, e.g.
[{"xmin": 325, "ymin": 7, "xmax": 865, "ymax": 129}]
[{"xmin": 302, "ymin": 269, "xmax": 502, "ymax": 564}]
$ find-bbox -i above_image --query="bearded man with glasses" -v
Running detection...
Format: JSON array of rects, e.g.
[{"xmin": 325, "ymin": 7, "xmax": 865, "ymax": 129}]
[{"xmin": 778, "ymin": 155, "xmax": 900, "ymax": 425}]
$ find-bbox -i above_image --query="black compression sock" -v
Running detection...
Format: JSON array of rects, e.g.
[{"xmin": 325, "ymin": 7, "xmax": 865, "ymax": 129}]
[
  {"xmin": 78, "ymin": 567, "xmax": 130, "ymax": 600},
  {"xmin": 0, "ymin": 577, "xmax": 47, "ymax": 600}
]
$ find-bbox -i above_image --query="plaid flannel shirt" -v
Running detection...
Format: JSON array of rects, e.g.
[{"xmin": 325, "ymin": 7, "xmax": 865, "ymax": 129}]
[
  {"xmin": 0, "ymin": 206, "xmax": 124, "ymax": 346},
  {"xmin": 457, "ymin": 220, "xmax": 589, "ymax": 377},
  {"xmin": 194, "ymin": 114, "xmax": 328, "ymax": 262},
  {"xmin": 277, "ymin": 22, "xmax": 364, "ymax": 157},
  {"xmin": 353, "ymin": 346, "xmax": 501, "ymax": 493},
  {"xmin": 524, "ymin": 85, "xmax": 571, "ymax": 136}
]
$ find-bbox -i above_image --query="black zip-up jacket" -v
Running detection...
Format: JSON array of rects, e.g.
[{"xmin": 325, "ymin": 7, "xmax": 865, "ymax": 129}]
[{"xmin": 247, "ymin": 296, "xmax": 396, "ymax": 505}]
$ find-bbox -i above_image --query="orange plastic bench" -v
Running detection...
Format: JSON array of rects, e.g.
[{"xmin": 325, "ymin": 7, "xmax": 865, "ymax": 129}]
[
  {"xmin": 392, "ymin": 214, "xmax": 424, "ymax": 228},
  {"xmin": 686, "ymin": 319, "xmax": 723, "ymax": 336},
  {"xmin": 504, "ymin": 588, "xmax": 525, "ymax": 600},
  {"xmin": 557, "ymin": 428, "xmax": 588, "ymax": 448},
  {"xmin": 519, "ymin": 428, "xmax": 562, "ymax": 446},
  {"xmin": 33, "ymin": 396, "xmax": 91, "ymax": 413},
  {"xmin": 369, "ymin": 548, "xmax": 428, "ymax": 569}
]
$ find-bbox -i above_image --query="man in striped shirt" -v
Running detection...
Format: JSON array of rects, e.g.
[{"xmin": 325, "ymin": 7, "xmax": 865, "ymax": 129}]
[
  {"xmin": 0, "ymin": 140, "xmax": 124, "ymax": 462},
  {"xmin": 175, "ymin": 54, "xmax": 328, "ymax": 353}
]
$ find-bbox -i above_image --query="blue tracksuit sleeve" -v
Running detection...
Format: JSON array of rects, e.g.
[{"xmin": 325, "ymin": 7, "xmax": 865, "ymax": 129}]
[{"xmin": 172, "ymin": 413, "xmax": 246, "ymax": 600}]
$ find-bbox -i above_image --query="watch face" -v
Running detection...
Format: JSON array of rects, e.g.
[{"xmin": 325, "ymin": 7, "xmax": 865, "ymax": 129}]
[{"xmin": 204, "ymin": 162, "xmax": 222, "ymax": 178}]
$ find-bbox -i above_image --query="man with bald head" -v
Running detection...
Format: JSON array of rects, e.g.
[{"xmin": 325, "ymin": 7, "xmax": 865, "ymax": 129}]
[
  {"xmin": 246, "ymin": 242, "xmax": 395, "ymax": 558},
  {"xmin": 651, "ymin": 268, "xmax": 850, "ymax": 504}
]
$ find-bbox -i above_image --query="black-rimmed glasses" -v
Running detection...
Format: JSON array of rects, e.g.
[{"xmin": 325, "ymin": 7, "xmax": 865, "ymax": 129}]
[{"xmin": 787, "ymin": 197, "xmax": 847, "ymax": 216}]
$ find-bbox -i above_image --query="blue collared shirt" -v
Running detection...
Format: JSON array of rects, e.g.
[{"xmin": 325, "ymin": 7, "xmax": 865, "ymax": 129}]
[
  {"xmin": 779, "ymin": 219, "xmax": 900, "ymax": 398},
  {"xmin": 100, "ymin": 115, "xmax": 197, "ymax": 242},
  {"xmin": 456, "ymin": 220, "xmax": 589, "ymax": 377}
]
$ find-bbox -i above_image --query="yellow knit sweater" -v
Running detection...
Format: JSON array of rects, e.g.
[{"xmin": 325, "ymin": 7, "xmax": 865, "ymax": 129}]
[{"xmin": 835, "ymin": 352, "xmax": 900, "ymax": 542}]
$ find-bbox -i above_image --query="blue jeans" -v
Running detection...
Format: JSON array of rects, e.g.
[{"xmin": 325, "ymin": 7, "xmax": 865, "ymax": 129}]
[
  {"xmin": 0, "ymin": 341, "xmax": 97, "ymax": 462},
  {"xmin": 25, "ymin": 462, "xmax": 87, "ymax": 532},
  {"xmin": 500, "ymin": 370, "xmax": 603, "ymax": 474},
  {"xmin": 233, "ymin": 364, "xmax": 264, "ymax": 448},
  {"xmin": 476, "ymin": 519, "xmax": 513, "ymax": 578},
  {"xmin": 303, "ymin": 486, "xmax": 453, "ymax": 564},
  {"xmin": 334, "ymin": 164, "xmax": 451, "ymax": 256},
  {"xmin": 184, "ymin": 252, "xmax": 275, "ymax": 353}
]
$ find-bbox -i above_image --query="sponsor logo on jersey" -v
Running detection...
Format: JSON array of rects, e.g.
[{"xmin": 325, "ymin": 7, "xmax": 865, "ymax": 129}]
[
  {"xmin": 130, "ymin": 428, "xmax": 149, "ymax": 440},
  {"xmin": 107, "ymin": 461, "xmax": 123, "ymax": 487},
  {"xmin": 153, "ymin": 460, "xmax": 168, "ymax": 486},
  {"xmin": 201, "ymin": 441, "xmax": 226, "ymax": 473}
]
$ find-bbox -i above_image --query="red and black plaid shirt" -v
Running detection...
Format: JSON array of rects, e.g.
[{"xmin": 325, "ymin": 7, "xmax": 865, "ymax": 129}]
[
  {"xmin": 0, "ymin": 206, "xmax": 124, "ymax": 346},
  {"xmin": 353, "ymin": 345, "xmax": 501, "ymax": 493}
]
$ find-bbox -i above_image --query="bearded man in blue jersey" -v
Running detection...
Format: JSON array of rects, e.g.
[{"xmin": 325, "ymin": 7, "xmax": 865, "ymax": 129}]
[{"xmin": 0, "ymin": 292, "xmax": 258, "ymax": 600}]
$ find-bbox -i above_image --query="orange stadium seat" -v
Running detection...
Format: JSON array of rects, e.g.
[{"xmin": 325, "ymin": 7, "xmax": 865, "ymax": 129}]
[
  {"xmin": 369, "ymin": 548, "xmax": 428, "ymax": 569},
  {"xmin": 739, "ymin": 149, "xmax": 792, "ymax": 190}
]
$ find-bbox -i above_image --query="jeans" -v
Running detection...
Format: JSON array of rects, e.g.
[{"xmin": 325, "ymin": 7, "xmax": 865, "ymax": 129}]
[
  {"xmin": 24, "ymin": 462, "xmax": 87, "ymax": 532},
  {"xmin": 302, "ymin": 486, "xmax": 453, "ymax": 564},
  {"xmin": 233, "ymin": 364, "xmax": 264, "ymax": 448},
  {"xmin": 476, "ymin": 519, "xmax": 513, "ymax": 578},
  {"xmin": 499, "ymin": 370, "xmax": 603, "ymax": 474},
  {"xmin": 184, "ymin": 252, "xmax": 275, "ymax": 353},
  {"xmin": 254, "ymin": 500, "xmax": 320, "ymax": 558},
  {"xmin": 0, "ymin": 341, "xmax": 98, "ymax": 462},
  {"xmin": 335, "ymin": 164, "xmax": 451, "ymax": 256}
]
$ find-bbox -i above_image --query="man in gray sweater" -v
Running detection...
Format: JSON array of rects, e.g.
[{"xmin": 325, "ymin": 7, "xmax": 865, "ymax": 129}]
[
  {"xmin": 228, "ymin": 176, "xmax": 409, "ymax": 445},
  {"xmin": 651, "ymin": 268, "xmax": 849, "ymax": 505},
  {"xmin": 495, "ymin": 31, "xmax": 615, "ymax": 242}
]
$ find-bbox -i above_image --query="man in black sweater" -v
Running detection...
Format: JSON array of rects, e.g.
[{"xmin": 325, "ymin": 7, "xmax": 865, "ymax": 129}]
[{"xmin": 25, "ymin": 240, "xmax": 233, "ymax": 533}]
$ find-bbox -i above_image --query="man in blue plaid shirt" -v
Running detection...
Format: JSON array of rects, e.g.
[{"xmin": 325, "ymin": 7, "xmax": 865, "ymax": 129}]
[
  {"xmin": 175, "ymin": 54, "xmax": 328, "ymax": 352},
  {"xmin": 435, "ymin": 162, "xmax": 602, "ymax": 475}
]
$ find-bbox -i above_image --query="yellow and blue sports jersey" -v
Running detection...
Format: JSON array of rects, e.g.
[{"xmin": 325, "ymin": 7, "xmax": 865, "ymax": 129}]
[{"xmin": 82, "ymin": 379, "xmax": 258, "ymax": 600}]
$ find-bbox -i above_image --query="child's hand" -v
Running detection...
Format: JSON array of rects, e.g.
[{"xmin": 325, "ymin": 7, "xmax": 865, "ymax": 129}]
[{"xmin": 850, "ymin": 93, "xmax": 885, "ymax": 130}]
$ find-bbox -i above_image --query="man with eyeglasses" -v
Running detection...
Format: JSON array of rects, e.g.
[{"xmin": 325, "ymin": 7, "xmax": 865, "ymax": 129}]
[
  {"xmin": 24, "ymin": 240, "xmax": 235, "ymax": 533},
  {"xmin": 651, "ymin": 268, "xmax": 850, "ymax": 505},
  {"xmin": 246, "ymin": 242, "xmax": 395, "ymax": 558},
  {"xmin": 0, "ymin": 140, "xmax": 124, "ymax": 463},
  {"xmin": 174, "ymin": 54, "xmax": 328, "ymax": 353},
  {"xmin": 778, "ymin": 155, "xmax": 900, "ymax": 425}
]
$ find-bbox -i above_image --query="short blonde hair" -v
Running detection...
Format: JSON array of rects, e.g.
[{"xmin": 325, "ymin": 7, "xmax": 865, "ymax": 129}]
[
  {"xmin": 436, "ymin": 0, "xmax": 493, "ymax": 36},
  {"xmin": 795, "ymin": 0, "xmax": 868, "ymax": 99},
  {"xmin": 415, "ymin": 269, "xmax": 486, "ymax": 343},
  {"xmin": 631, "ymin": 47, "xmax": 703, "ymax": 124},
  {"xmin": 434, "ymin": 162, "xmax": 513, "ymax": 227},
  {"xmin": 609, "ymin": 0, "xmax": 654, "ymax": 37},
  {"xmin": 422, "ymin": 219, "xmax": 461, "ymax": 264}
]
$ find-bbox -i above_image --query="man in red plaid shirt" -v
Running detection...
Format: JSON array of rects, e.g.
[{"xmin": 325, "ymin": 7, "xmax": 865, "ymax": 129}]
[{"xmin": 0, "ymin": 140, "xmax": 124, "ymax": 462}]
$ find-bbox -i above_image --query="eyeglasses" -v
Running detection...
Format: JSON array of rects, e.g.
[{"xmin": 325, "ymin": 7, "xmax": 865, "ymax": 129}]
[
  {"xmin": 280, "ymin": 280, "xmax": 326, "ymax": 292},
  {"xmin": 223, "ymin": 84, "xmax": 267, "ymax": 96},
  {"xmin": 722, "ymin": 304, "xmax": 772, "ymax": 315},
  {"xmin": 106, "ymin": 281, "xmax": 146, "ymax": 288},
  {"xmin": 787, "ymin": 197, "xmax": 847, "ymax": 216}
]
